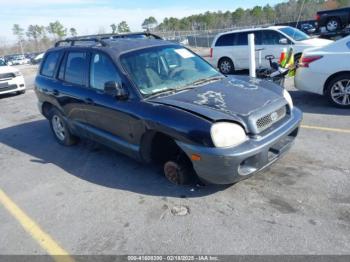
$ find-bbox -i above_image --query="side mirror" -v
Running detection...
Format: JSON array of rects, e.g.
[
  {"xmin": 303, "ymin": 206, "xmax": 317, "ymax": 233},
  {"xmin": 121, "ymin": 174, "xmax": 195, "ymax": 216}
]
[
  {"xmin": 104, "ymin": 81, "xmax": 128, "ymax": 99},
  {"xmin": 279, "ymin": 38, "xmax": 288, "ymax": 45}
]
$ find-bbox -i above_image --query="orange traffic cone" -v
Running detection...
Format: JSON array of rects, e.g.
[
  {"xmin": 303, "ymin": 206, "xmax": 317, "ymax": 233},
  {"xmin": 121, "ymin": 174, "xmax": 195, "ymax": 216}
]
[{"xmin": 278, "ymin": 48, "xmax": 287, "ymax": 65}]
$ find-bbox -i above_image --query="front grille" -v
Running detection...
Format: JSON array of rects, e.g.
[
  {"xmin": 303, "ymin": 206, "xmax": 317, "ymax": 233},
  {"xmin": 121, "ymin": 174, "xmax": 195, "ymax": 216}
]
[
  {"xmin": 0, "ymin": 84, "xmax": 17, "ymax": 92},
  {"xmin": 0, "ymin": 73, "xmax": 15, "ymax": 80},
  {"xmin": 256, "ymin": 106, "xmax": 287, "ymax": 132}
]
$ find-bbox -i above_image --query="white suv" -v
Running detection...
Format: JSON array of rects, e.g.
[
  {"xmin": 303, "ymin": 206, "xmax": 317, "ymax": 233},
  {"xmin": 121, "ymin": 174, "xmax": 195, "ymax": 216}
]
[
  {"xmin": 209, "ymin": 26, "xmax": 333, "ymax": 74},
  {"xmin": 0, "ymin": 60, "xmax": 26, "ymax": 95}
]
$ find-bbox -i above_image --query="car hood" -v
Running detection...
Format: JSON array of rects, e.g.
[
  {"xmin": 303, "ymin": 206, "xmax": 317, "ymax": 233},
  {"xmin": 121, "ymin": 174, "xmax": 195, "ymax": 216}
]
[
  {"xmin": 298, "ymin": 38, "xmax": 333, "ymax": 46},
  {"xmin": 148, "ymin": 76, "xmax": 286, "ymax": 127},
  {"xmin": 0, "ymin": 65, "xmax": 17, "ymax": 74}
]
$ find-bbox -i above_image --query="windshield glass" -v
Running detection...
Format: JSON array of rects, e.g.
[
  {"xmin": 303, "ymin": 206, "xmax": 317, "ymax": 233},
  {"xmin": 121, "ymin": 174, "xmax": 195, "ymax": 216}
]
[
  {"xmin": 280, "ymin": 26, "xmax": 310, "ymax": 41},
  {"xmin": 121, "ymin": 46, "xmax": 221, "ymax": 96},
  {"xmin": 0, "ymin": 60, "xmax": 6, "ymax": 66}
]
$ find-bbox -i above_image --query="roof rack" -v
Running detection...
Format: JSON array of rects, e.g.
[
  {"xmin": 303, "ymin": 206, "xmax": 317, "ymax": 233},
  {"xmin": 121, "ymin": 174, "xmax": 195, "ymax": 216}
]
[
  {"xmin": 70, "ymin": 32, "xmax": 162, "ymax": 40},
  {"xmin": 54, "ymin": 32, "xmax": 162, "ymax": 47},
  {"xmin": 55, "ymin": 38, "xmax": 107, "ymax": 47}
]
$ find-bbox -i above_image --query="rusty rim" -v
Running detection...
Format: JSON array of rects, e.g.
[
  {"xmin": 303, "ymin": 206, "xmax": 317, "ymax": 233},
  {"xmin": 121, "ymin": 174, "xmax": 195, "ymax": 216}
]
[{"xmin": 164, "ymin": 161, "xmax": 181, "ymax": 185}]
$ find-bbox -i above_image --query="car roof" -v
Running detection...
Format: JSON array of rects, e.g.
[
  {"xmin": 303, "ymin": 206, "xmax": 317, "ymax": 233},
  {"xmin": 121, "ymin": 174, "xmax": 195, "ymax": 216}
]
[
  {"xmin": 217, "ymin": 25, "xmax": 288, "ymax": 36},
  {"xmin": 47, "ymin": 38, "xmax": 177, "ymax": 57}
]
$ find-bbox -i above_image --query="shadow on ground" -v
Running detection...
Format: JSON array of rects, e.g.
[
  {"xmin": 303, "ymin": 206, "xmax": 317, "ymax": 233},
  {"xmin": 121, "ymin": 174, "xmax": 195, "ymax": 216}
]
[
  {"xmin": 289, "ymin": 90, "xmax": 350, "ymax": 116},
  {"xmin": 0, "ymin": 120, "xmax": 228, "ymax": 198},
  {"xmin": 0, "ymin": 92, "xmax": 23, "ymax": 99}
]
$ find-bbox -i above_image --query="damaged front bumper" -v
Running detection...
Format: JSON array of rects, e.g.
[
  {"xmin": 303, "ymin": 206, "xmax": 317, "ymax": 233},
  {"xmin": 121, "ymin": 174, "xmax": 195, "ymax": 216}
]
[{"xmin": 177, "ymin": 107, "xmax": 303, "ymax": 185}]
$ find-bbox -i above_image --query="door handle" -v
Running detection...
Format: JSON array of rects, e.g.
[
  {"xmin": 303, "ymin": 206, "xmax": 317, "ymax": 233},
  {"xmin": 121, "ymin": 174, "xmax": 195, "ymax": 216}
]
[
  {"xmin": 84, "ymin": 98, "xmax": 94, "ymax": 105},
  {"xmin": 52, "ymin": 89, "xmax": 59, "ymax": 96}
]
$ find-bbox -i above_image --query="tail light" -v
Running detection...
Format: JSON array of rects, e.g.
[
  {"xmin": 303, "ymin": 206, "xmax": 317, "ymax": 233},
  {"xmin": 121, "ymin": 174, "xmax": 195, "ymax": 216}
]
[
  {"xmin": 315, "ymin": 14, "xmax": 320, "ymax": 21},
  {"xmin": 299, "ymin": 55, "xmax": 323, "ymax": 68},
  {"xmin": 210, "ymin": 48, "xmax": 213, "ymax": 58}
]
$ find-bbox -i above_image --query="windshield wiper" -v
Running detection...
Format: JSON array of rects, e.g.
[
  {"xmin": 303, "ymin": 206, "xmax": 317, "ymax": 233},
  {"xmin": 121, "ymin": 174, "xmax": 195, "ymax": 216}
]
[
  {"xmin": 145, "ymin": 88, "xmax": 177, "ymax": 99},
  {"xmin": 189, "ymin": 76, "xmax": 224, "ymax": 86}
]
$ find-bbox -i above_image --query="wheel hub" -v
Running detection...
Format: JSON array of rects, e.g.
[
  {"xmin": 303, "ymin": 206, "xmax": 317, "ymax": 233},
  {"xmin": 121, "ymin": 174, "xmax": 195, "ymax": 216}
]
[
  {"xmin": 221, "ymin": 61, "xmax": 231, "ymax": 73},
  {"xmin": 164, "ymin": 161, "xmax": 181, "ymax": 185},
  {"xmin": 52, "ymin": 115, "xmax": 66, "ymax": 140},
  {"xmin": 331, "ymin": 80, "xmax": 350, "ymax": 105}
]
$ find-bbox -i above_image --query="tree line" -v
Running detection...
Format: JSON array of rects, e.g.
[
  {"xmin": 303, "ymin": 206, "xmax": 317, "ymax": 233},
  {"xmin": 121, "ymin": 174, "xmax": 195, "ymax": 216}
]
[
  {"xmin": 2, "ymin": 20, "xmax": 132, "ymax": 56},
  {"xmin": 156, "ymin": 0, "xmax": 350, "ymax": 31},
  {"xmin": 2, "ymin": 0, "xmax": 349, "ymax": 56}
]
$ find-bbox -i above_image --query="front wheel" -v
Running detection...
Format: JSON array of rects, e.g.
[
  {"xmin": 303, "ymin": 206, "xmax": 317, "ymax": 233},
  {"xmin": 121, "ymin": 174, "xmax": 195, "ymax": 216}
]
[
  {"xmin": 218, "ymin": 58, "xmax": 234, "ymax": 75},
  {"xmin": 325, "ymin": 73, "xmax": 350, "ymax": 108},
  {"xmin": 49, "ymin": 108, "xmax": 78, "ymax": 145}
]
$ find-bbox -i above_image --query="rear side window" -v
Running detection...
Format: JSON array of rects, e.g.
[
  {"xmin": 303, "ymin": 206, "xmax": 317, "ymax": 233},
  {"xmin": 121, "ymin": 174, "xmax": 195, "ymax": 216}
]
[
  {"xmin": 60, "ymin": 52, "xmax": 88, "ymax": 86},
  {"xmin": 41, "ymin": 52, "xmax": 60, "ymax": 77},
  {"xmin": 215, "ymin": 33, "xmax": 235, "ymax": 46},
  {"xmin": 235, "ymin": 32, "xmax": 249, "ymax": 46}
]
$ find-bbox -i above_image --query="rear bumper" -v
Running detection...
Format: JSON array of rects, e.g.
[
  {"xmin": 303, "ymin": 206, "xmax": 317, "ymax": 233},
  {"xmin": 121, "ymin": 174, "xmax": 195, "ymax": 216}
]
[
  {"xmin": 177, "ymin": 107, "xmax": 302, "ymax": 185},
  {"xmin": 294, "ymin": 68, "xmax": 328, "ymax": 95}
]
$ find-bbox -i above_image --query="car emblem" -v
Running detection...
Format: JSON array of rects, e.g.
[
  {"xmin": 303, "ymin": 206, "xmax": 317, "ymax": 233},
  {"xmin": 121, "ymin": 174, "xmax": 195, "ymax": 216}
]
[{"xmin": 270, "ymin": 112, "xmax": 278, "ymax": 121}]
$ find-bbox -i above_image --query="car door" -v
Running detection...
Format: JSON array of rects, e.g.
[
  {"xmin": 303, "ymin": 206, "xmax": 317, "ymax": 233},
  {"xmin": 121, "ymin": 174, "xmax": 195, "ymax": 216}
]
[
  {"xmin": 232, "ymin": 31, "xmax": 251, "ymax": 69},
  {"xmin": 260, "ymin": 30, "xmax": 293, "ymax": 67},
  {"xmin": 55, "ymin": 50, "xmax": 92, "ymax": 135},
  {"xmin": 82, "ymin": 51, "xmax": 138, "ymax": 156}
]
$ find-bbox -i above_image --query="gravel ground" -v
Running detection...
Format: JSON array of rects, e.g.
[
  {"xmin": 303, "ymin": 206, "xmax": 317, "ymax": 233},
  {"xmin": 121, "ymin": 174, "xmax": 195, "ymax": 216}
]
[{"xmin": 0, "ymin": 64, "xmax": 349, "ymax": 256}]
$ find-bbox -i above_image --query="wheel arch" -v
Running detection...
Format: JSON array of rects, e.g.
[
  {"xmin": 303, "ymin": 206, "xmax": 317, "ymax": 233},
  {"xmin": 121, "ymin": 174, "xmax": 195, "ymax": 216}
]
[
  {"xmin": 323, "ymin": 71, "xmax": 350, "ymax": 95},
  {"xmin": 139, "ymin": 130, "xmax": 189, "ymax": 164},
  {"xmin": 41, "ymin": 101, "xmax": 54, "ymax": 118}
]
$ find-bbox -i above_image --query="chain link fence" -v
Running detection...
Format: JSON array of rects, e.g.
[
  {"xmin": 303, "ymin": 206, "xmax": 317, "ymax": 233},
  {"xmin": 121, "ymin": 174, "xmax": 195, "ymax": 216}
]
[
  {"xmin": 153, "ymin": 24, "xmax": 272, "ymax": 57},
  {"xmin": 154, "ymin": 24, "xmax": 272, "ymax": 48}
]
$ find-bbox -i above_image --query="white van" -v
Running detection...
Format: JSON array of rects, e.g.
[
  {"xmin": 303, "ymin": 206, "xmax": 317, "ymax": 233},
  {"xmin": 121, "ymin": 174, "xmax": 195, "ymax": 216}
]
[{"xmin": 209, "ymin": 26, "xmax": 333, "ymax": 74}]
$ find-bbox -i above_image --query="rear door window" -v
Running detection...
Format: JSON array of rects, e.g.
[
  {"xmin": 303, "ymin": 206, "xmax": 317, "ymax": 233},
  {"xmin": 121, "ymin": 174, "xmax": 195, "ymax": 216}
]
[
  {"xmin": 41, "ymin": 52, "xmax": 60, "ymax": 78},
  {"xmin": 234, "ymin": 32, "xmax": 249, "ymax": 46},
  {"xmin": 60, "ymin": 52, "xmax": 88, "ymax": 86},
  {"xmin": 215, "ymin": 33, "xmax": 235, "ymax": 46}
]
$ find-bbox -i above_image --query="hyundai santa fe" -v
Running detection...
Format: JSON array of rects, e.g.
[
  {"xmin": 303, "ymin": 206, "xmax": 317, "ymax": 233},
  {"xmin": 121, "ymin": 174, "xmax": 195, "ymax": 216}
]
[{"xmin": 35, "ymin": 37, "xmax": 302, "ymax": 185}]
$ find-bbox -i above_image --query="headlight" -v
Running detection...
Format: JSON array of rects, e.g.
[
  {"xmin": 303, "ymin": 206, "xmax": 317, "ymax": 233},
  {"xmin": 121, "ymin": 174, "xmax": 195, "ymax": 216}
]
[
  {"xmin": 283, "ymin": 89, "xmax": 293, "ymax": 109},
  {"xmin": 210, "ymin": 122, "xmax": 247, "ymax": 148},
  {"xmin": 14, "ymin": 71, "xmax": 22, "ymax": 77}
]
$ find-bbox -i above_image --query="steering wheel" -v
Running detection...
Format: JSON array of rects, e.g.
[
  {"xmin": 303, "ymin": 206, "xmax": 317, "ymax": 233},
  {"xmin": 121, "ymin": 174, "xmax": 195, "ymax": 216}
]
[{"xmin": 169, "ymin": 67, "xmax": 185, "ymax": 78}]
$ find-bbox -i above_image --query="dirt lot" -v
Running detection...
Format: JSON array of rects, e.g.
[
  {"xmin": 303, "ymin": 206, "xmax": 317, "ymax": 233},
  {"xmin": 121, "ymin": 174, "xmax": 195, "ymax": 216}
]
[{"xmin": 0, "ymin": 64, "xmax": 350, "ymax": 256}]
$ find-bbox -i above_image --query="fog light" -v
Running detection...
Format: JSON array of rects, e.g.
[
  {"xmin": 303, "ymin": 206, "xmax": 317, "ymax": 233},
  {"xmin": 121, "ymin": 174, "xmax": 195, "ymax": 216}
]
[{"xmin": 191, "ymin": 154, "xmax": 201, "ymax": 161}]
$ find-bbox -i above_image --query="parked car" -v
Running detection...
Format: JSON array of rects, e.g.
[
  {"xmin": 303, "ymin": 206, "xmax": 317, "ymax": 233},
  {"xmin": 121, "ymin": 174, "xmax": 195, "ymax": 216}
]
[
  {"xmin": 6, "ymin": 54, "xmax": 29, "ymax": 65},
  {"xmin": 210, "ymin": 26, "xmax": 333, "ymax": 74},
  {"xmin": 31, "ymin": 52, "xmax": 45, "ymax": 65},
  {"xmin": 35, "ymin": 37, "xmax": 302, "ymax": 185},
  {"xmin": 316, "ymin": 7, "xmax": 350, "ymax": 32},
  {"xmin": 295, "ymin": 35, "xmax": 350, "ymax": 108},
  {"xmin": 0, "ymin": 59, "xmax": 26, "ymax": 95},
  {"xmin": 300, "ymin": 23, "xmax": 316, "ymax": 34}
]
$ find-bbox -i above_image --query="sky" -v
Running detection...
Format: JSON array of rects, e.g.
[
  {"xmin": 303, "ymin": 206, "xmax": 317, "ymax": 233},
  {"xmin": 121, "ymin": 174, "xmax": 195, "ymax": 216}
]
[{"xmin": 0, "ymin": 0, "xmax": 285, "ymax": 43}]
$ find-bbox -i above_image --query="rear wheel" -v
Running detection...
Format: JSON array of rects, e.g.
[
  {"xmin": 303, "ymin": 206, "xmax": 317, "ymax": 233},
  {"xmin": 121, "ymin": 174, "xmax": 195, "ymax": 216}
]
[
  {"xmin": 49, "ymin": 108, "xmax": 78, "ymax": 145},
  {"xmin": 326, "ymin": 18, "xmax": 341, "ymax": 32},
  {"xmin": 218, "ymin": 57, "xmax": 234, "ymax": 74},
  {"xmin": 325, "ymin": 73, "xmax": 350, "ymax": 108}
]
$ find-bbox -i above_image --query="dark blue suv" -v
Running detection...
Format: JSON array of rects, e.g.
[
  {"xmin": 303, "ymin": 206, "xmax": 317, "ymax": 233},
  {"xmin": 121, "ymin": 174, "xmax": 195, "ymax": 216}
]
[{"xmin": 35, "ymin": 36, "xmax": 302, "ymax": 185}]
